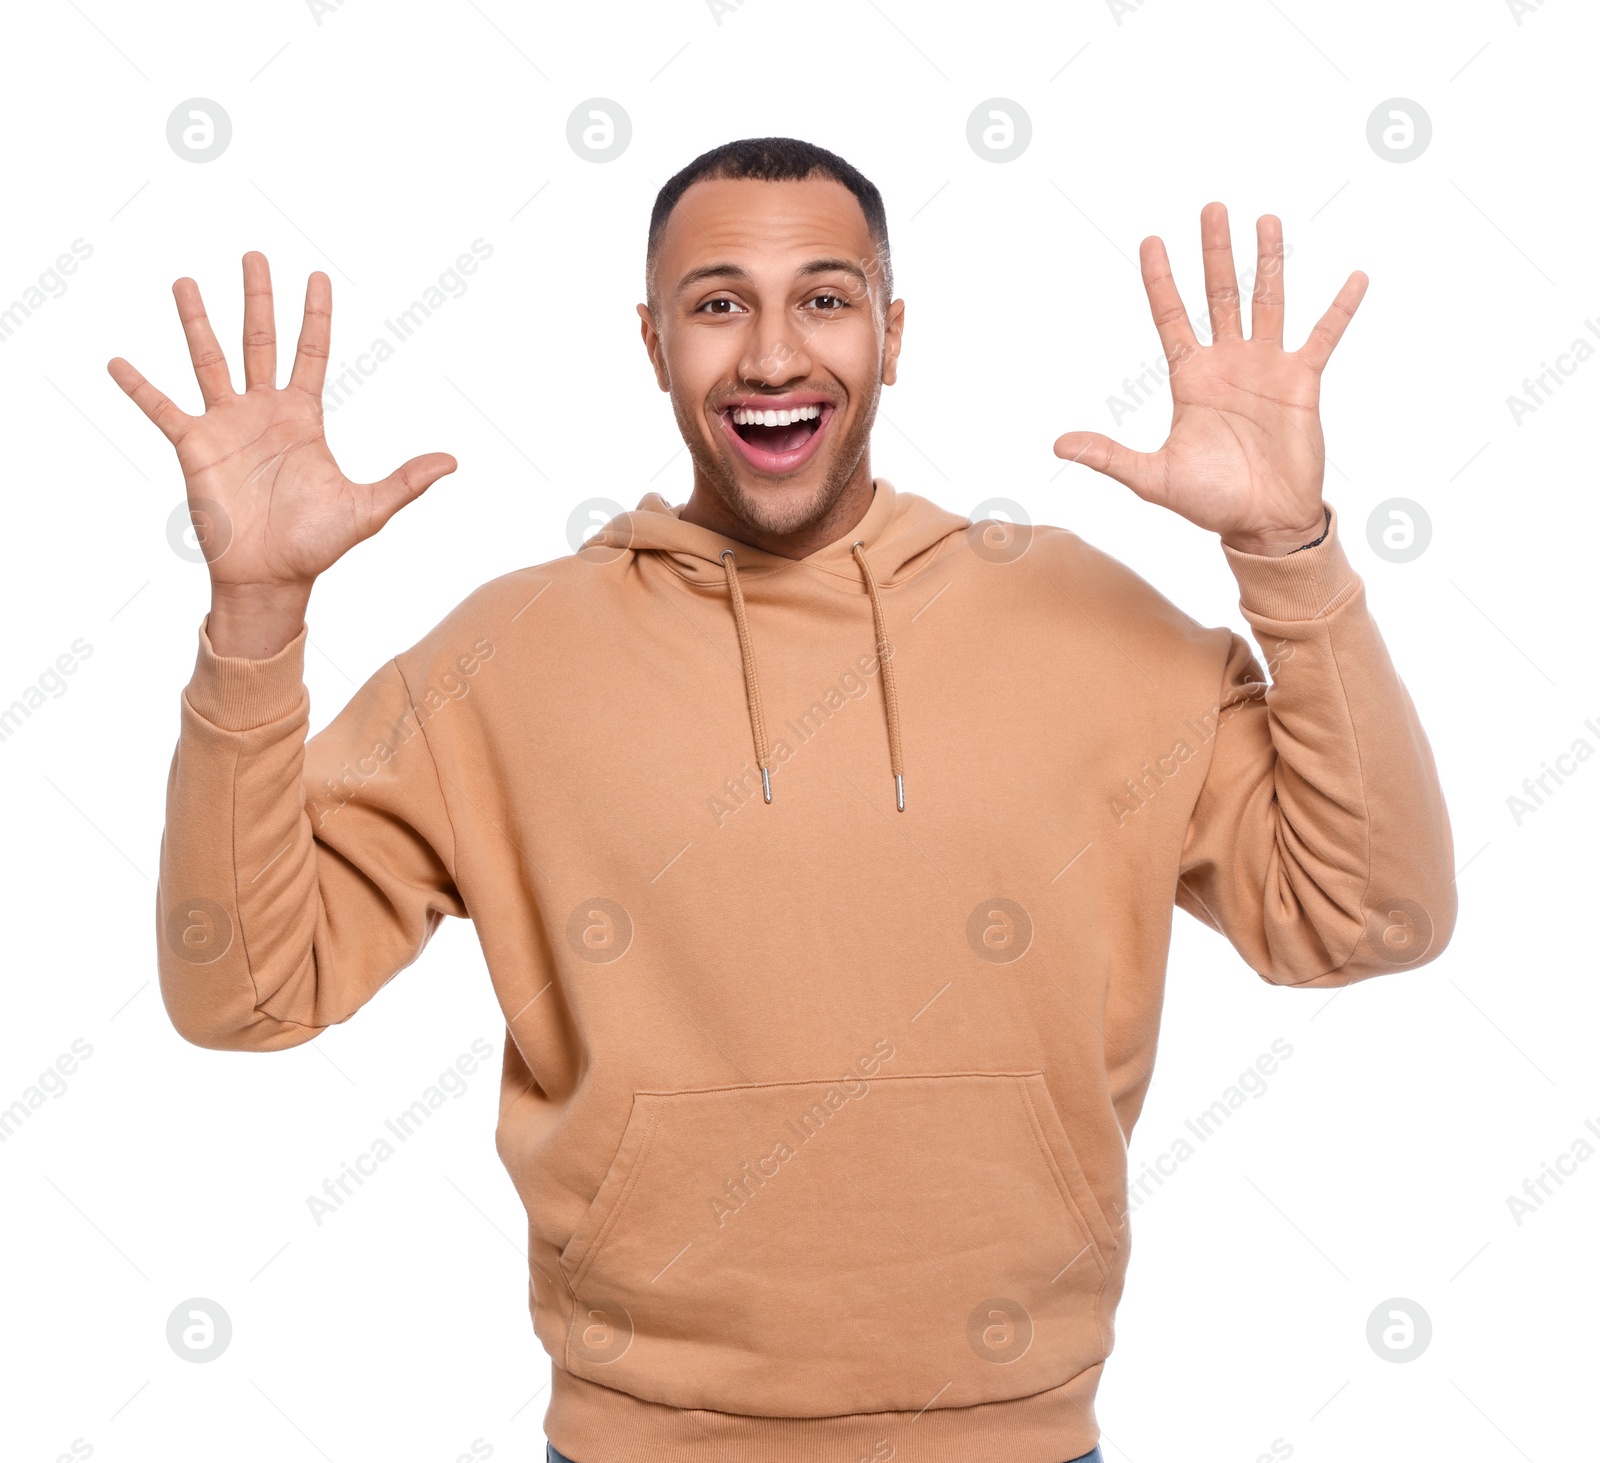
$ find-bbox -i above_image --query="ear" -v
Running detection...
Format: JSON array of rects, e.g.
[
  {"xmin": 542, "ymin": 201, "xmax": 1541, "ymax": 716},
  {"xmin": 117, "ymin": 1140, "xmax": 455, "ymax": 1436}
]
[
  {"xmin": 880, "ymin": 297, "xmax": 906, "ymax": 387},
  {"xmin": 637, "ymin": 303, "xmax": 670, "ymax": 391}
]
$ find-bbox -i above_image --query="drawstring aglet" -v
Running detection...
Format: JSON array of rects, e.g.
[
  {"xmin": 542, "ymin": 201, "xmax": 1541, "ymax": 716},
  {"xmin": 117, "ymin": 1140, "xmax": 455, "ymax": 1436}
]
[
  {"xmin": 761, "ymin": 766, "xmax": 773, "ymax": 803},
  {"xmin": 894, "ymin": 774, "xmax": 904, "ymax": 813}
]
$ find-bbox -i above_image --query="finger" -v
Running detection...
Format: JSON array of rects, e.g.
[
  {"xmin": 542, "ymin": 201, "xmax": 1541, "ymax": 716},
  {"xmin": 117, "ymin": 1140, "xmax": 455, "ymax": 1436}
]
[
  {"xmin": 1298, "ymin": 270, "xmax": 1369, "ymax": 374},
  {"xmin": 106, "ymin": 357, "xmax": 194, "ymax": 444},
  {"xmin": 1200, "ymin": 201, "xmax": 1243, "ymax": 341},
  {"xmin": 1052, "ymin": 431, "xmax": 1165, "ymax": 501},
  {"xmin": 172, "ymin": 277, "xmax": 234, "ymax": 407},
  {"xmin": 1138, "ymin": 235, "xmax": 1198, "ymax": 367},
  {"xmin": 241, "ymin": 251, "xmax": 277, "ymax": 390},
  {"xmin": 364, "ymin": 453, "xmax": 458, "ymax": 528},
  {"xmin": 289, "ymin": 272, "xmax": 332, "ymax": 399},
  {"xmin": 1250, "ymin": 215, "xmax": 1286, "ymax": 346}
]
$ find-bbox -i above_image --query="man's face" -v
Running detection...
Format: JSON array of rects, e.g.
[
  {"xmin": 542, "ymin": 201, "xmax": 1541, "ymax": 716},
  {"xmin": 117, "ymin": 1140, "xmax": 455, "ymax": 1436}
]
[{"xmin": 639, "ymin": 175, "xmax": 904, "ymax": 539}]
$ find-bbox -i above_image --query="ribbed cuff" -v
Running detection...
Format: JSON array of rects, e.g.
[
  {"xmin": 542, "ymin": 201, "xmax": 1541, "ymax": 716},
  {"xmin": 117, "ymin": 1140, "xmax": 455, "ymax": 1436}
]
[
  {"xmin": 185, "ymin": 613, "xmax": 309, "ymax": 731},
  {"xmin": 1220, "ymin": 503, "xmax": 1360, "ymax": 622}
]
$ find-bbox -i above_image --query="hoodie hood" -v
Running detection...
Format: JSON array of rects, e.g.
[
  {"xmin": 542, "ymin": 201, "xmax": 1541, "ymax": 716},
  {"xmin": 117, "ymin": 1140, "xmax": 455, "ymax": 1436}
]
[
  {"xmin": 584, "ymin": 480, "xmax": 971, "ymax": 811},
  {"xmin": 585, "ymin": 478, "xmax": 970, "ymax": 589}
]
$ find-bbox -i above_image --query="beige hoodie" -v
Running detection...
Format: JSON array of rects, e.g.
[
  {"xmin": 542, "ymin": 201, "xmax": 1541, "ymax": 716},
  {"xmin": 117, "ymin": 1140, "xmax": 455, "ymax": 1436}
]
[{"xmin": 157, "ymin": 480, "xmax": 1455, "ymax": 1462}]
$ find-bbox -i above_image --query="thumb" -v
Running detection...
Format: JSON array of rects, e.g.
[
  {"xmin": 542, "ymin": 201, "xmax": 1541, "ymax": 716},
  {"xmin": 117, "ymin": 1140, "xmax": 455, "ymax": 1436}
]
[
  {"xmin": 1052, "ymin": 431, "xmax": 1163, "ymax": 500},
  {"xmin": 366, "ymin": 452, "xmax": 457, "ymax": 525}
]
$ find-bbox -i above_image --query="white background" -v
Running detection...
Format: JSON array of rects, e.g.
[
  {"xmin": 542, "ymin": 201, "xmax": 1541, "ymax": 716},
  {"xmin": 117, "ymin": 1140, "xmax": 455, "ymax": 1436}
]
[{"xmin": 1, "ymin": 1, "xmax": 1595, "ymax": 1460}]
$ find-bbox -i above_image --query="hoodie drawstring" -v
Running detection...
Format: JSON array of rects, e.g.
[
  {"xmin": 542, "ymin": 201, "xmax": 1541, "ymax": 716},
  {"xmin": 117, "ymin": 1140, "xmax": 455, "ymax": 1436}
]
[
  {"xmin": 720, "ymin": 549, "xmax": 774, "ymax": 804},
  {"xmin": 852, "ymin": 541, "xmax": 906, "ymax": 812},
  {"xmin": 719, "ymin": 544, "xmax": 905, "ymax": 813}
]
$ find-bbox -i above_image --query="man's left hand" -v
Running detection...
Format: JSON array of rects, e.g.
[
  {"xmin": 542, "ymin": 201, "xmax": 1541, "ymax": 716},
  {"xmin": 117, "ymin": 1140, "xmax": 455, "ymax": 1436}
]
[{"xmin": 1053, "ymin": 203, "xmax": 1366, "ymax": 557}]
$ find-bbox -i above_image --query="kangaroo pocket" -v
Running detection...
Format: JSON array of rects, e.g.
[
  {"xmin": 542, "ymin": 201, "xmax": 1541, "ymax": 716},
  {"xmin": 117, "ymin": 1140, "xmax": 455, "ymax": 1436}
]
[{"xmin": 557, "ymin": 1070, "xmax": 1118, "ymax": 1417}]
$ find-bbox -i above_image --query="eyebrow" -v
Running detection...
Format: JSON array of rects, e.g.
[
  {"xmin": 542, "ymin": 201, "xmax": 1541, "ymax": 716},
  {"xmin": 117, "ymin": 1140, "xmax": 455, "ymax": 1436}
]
[{"xmin": 673, "ymin": 257, "xmax": 872, "ymax": 297}]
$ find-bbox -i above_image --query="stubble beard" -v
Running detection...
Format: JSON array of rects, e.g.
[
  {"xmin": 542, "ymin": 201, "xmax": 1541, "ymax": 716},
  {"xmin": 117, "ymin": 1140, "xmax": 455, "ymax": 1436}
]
[{"xmin": 674, "ymin": 376, "xmax": 882, "ymax": 540}]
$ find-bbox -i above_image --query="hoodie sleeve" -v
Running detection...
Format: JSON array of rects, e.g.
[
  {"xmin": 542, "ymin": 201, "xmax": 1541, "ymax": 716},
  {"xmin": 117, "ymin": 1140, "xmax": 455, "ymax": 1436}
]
[
  {"xmin": 1175, "ymin": 507, "xmax": 1457, "ymax": 987},
  {"xmin": 156, "ymin": 614, "xmax": 467, "ymax": 1050}
]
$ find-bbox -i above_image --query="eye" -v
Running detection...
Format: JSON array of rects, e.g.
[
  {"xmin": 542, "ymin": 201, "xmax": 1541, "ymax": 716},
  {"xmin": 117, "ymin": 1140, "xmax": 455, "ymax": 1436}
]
[
  {"xmin": 807, "ymin": 292, "xmax": 849, "ymax": 311},
  {"xmin": 696, "ymin": 297, "xmax": 744, "ymax": 315}
]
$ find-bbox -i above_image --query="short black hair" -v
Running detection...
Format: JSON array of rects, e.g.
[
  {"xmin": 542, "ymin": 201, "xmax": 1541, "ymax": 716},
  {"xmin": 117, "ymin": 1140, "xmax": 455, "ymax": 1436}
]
[{"xmin": 646, "ymin": 136, "xmax": 893, "ymax": 309}]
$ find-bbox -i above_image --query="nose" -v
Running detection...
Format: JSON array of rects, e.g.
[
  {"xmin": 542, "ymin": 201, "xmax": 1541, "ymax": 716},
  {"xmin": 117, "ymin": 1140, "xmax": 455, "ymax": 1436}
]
[{"xmin": 737, "ymin": 313, "xmax": 813, "ymax": 389}]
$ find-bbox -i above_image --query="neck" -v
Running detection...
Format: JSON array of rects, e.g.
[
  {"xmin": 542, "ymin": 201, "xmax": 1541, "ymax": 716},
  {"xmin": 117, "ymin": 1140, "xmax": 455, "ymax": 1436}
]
[{"xmin": 681, "ymin": 461, "xmax": 877, "ymax": 560}]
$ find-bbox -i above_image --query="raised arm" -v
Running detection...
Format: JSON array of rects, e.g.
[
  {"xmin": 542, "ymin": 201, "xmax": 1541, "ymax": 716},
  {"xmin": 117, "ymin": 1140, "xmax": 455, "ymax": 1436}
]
[
  {"xmin": 113, "ymin": 255, "xmax": 465, "ymax": 1047},
  {"xmin": 1054, "ymin": 205, "xmax": 1456, "ymax": 982},
  {"xmin": 1180, "ymin": 517, "xmax": 1456, "ymax": 983}
]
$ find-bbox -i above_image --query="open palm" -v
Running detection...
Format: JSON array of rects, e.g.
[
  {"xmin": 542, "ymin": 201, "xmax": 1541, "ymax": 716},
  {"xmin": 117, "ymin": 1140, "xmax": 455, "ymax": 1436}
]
[
  {"xmin": 1054, "ymin": 204, "xmax": 1366, "ymax": 555},
  {"xmin": 108, "ymin": 253, "xmax": 454, "ymax": 591}
]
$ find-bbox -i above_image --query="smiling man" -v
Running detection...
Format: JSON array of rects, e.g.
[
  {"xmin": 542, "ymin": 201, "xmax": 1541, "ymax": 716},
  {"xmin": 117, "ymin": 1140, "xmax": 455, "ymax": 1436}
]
[
  {"xmin": 120, "ymin": 137, "xmax": 1455, "ymax": 1463},
  {"xmin": 637, "ymin": 161, "xmax": 901, "ymax": 558}
]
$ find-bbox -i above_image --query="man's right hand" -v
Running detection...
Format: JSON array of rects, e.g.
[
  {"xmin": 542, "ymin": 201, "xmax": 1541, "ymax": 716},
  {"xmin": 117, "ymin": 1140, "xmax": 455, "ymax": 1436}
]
[{"xmin": 108, "ymin": 252, "xmax": 456, "ymax": 658}]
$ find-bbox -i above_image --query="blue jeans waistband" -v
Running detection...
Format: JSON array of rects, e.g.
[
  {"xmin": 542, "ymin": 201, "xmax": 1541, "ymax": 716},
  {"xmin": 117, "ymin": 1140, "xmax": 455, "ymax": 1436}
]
[{"xmin": 547, "ymin": 1448, "xmax": 1105, "ymax": 1463}]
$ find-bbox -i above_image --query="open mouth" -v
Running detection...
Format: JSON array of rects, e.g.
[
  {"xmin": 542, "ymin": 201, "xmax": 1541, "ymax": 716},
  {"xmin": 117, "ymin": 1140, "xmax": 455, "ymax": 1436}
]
[{"xmin": 718, "ymin": 400, "xmax": 834, "ymax": 474}]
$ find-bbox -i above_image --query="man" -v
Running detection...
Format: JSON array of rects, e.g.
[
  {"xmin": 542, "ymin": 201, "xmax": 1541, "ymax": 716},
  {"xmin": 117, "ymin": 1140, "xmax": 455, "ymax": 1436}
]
[{"xmin": 114, "ymin": 137, "xmax": 1455, "ymax": 1463}]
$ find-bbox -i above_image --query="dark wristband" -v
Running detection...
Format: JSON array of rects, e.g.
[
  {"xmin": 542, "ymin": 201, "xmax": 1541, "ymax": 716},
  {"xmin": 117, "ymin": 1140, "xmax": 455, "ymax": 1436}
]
[{"xmin": 1286, "ymin": 504, "xmax": 1332, "ymax": 555}]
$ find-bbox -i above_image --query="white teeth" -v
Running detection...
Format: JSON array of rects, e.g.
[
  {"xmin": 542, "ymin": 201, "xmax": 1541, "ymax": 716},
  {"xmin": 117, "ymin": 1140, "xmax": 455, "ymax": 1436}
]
[{"xmin": 730, "ymin": 404, "xmax": 823, "ymax": 427}]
